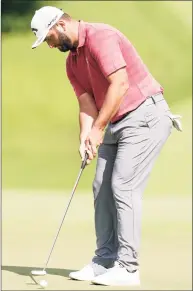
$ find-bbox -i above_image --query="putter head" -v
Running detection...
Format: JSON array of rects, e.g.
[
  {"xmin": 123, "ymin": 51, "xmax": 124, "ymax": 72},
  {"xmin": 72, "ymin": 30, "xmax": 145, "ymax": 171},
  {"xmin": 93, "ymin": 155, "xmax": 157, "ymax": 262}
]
[{"xmin": 31, "ymin": 270, "xmax": 47, "ymax": 276}]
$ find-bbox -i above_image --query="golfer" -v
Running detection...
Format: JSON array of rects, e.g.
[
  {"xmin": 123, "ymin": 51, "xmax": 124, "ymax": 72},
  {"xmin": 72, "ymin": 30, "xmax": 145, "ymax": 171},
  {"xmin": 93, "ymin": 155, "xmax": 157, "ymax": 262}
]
[{"xmin": 31, "ymin": 6, "xmax": 182, "ymax": 286}]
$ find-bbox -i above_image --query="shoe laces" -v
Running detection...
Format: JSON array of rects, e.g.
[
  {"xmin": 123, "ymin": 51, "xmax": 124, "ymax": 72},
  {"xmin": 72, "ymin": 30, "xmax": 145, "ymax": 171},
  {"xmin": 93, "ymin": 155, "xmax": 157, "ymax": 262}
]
[{"xmin": 114, "ymin": 261, "xmax": 124, "ymax": 268}]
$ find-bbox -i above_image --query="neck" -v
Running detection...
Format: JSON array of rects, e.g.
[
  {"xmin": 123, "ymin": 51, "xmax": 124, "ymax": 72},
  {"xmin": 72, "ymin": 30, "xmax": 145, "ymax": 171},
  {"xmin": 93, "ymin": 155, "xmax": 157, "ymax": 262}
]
[{"xmin": 70, "ymin": 20, "xmax": 79, "ymax": 48}]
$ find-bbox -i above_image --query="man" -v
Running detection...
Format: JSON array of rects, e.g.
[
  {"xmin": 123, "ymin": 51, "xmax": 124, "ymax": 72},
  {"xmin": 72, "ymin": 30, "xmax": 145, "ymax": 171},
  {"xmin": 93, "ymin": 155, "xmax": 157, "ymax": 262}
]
[{"xmin": 31, "ymin": 6, "xmax": 182, "ymax": 286}]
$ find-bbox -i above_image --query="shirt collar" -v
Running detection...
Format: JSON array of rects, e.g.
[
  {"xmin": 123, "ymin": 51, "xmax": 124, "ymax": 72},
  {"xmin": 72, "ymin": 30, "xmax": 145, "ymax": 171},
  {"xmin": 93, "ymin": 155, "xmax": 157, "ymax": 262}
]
[{"xmin": 77, "ymin": 20, "xmax": 87, "ymax": 48}]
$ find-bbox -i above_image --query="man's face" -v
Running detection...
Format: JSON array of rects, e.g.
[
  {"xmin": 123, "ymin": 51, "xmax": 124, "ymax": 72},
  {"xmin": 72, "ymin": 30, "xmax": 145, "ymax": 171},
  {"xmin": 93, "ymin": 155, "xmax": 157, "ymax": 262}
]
[{"xmin": 45, "ymin": 24, "xmax": 74, "ymax": 53}]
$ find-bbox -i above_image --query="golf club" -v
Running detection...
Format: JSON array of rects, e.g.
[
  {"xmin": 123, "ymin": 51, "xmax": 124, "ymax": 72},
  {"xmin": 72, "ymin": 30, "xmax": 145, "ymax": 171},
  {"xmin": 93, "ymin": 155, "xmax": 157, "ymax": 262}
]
[{"xmin": 31, "ymin": 152, "xmax": 88, "ymax": 277}]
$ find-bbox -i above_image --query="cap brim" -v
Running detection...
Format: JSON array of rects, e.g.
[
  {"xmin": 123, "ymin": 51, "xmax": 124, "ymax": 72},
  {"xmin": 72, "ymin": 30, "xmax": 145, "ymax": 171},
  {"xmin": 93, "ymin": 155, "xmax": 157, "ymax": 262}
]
[{"xmin": 31, "ymin": 30, "xmax": 48, "ymax": 49}]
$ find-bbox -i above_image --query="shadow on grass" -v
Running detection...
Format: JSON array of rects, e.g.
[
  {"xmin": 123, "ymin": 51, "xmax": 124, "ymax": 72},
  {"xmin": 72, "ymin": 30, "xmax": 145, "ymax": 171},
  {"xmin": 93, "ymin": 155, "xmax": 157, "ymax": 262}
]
[{"xmin": 2, "ymin": 265, "xmax": 77, "ymax": 278}]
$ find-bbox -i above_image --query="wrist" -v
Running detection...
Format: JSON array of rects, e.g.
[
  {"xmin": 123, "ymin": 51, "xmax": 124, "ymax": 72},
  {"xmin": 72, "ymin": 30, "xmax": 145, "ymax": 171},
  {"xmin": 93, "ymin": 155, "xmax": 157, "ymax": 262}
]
[
  {"xmin": 80, "ymin": 138, "xmax": 85, "ymax": 144},
  {"xmin": 93, "ymin": 121, "xmax": 106, "ymax": 131},
  {"xmin": 80, "ymin": 132, "xmax": 89, "ymax": 143}
]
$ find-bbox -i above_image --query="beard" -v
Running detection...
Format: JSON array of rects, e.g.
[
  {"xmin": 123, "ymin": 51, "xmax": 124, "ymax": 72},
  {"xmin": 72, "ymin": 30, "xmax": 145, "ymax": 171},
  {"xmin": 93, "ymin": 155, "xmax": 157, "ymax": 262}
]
[{"xmin": 57, "ymin": 32, "xmax": 76, "ymax": 53}]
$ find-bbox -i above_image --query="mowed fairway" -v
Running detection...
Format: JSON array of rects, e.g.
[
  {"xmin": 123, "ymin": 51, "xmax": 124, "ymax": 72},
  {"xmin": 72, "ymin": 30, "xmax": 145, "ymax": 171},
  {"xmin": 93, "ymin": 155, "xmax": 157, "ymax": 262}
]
[{"xmin": 2, "ymin": 191, "xmax": 192, "ymax": 290}]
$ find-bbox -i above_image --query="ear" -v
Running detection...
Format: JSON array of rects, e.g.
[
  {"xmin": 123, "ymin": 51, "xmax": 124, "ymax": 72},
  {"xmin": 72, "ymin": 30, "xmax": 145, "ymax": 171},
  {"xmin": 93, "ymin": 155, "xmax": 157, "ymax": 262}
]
[
  {"xmin": 57, "ymin": 20, "xmax": 66, "ymax": 31},
  {"xmin": 56, "ymin": 26, "xmax": 65, "ymax": 35}
]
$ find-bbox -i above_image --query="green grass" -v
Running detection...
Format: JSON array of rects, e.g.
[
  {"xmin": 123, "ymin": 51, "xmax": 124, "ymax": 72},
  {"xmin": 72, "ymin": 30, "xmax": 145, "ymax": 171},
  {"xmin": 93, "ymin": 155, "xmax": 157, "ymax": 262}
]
[
  {"xmin": 2, "ymin": 1, "xmax": 192, "ymax": 191},
  {"xmin": 2, "ymin": 191, "xmax": 192, "ymax": 290}
]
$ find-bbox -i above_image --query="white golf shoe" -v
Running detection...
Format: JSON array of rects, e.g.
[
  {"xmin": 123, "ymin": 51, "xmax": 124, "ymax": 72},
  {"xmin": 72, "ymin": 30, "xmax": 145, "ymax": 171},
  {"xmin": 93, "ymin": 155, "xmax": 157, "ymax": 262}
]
[
  {"xmin": 69, "ymin": 263, "xmax": 107, "ymax": 281},
  {"xmin": 91, "ymin": 262, "xmax": 140, "ymax": 286}
]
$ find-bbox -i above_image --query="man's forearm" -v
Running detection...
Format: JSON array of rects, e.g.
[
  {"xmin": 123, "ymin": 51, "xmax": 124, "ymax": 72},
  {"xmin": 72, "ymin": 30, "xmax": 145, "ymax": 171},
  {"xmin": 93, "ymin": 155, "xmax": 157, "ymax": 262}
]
[
  {"xmin": 94, "ymin": 82, "xmax": 128, "ymax": 130},
  {"xmin": 79, "ymin": 112, "xmax": 96, "ymax": 142},
  {"xmin": 78, "ymin": 93, "xmax": 99, "ymax": 142}
]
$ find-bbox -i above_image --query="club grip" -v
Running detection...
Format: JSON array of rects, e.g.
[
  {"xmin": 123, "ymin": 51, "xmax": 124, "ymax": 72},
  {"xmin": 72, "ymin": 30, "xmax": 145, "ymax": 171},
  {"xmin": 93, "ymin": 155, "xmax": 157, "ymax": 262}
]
[{"xmin": 81, "ymin": 152, "xmax": 89, "ymax": 169}]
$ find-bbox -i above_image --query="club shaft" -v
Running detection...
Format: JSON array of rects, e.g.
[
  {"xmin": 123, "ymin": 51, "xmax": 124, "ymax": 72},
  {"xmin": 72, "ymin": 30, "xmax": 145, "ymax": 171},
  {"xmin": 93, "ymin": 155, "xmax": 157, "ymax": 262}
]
[{"xmin": 43, "ymin": 167, "xmax": 84, "ymax": 271}]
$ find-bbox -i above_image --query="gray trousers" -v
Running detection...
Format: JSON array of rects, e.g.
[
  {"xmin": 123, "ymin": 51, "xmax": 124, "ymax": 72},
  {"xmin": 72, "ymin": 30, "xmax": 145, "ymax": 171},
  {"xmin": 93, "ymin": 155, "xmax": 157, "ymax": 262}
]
[{"xmin": 92, "ymin": 93, "xmax": 173, "ymax": 272}]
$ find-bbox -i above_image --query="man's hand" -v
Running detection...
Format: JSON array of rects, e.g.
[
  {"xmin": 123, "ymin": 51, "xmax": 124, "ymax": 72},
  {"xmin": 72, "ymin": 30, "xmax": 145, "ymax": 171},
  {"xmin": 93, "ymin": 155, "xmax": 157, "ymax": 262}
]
[
  {"xmin": 85, "ymin": 126, "xmax": 104, "ymax": 163},
  {"xmin": 79, "ymin": 141, "xmax": 94, "ymax": 165},
  {"xmin": 79, "ymin": 142, "xmax": 86, "ymax": 161}
]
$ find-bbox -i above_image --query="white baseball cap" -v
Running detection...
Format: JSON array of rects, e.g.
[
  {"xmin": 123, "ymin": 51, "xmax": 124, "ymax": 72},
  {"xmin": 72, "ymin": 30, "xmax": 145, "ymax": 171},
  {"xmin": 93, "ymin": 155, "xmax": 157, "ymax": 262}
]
[{"xmin": 31, "ymin": 6, "xmax": 64, "ymax": 49}]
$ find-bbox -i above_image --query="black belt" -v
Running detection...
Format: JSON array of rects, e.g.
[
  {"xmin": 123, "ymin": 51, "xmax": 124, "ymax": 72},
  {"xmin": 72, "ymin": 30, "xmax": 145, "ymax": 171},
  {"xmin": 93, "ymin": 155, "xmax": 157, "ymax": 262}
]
[{"xmin": 111, "ymin": 109, "xmax": 137, "ymax": 125}]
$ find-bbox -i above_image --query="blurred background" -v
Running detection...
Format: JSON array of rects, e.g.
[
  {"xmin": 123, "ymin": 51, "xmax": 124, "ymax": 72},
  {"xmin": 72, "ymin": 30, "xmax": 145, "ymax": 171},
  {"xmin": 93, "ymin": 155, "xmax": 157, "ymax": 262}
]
[
  {"xmin": 2, "ymin": 2, "xmax": 192, "ymax": 290},
  {"xmin": 2, "ymin": 0, "xmax": 192, "ymax": 193}
]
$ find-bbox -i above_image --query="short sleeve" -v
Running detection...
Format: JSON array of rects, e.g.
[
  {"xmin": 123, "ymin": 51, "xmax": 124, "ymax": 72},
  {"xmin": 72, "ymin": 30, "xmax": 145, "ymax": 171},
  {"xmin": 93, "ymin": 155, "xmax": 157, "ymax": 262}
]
[
  {"xmin": 88, "ymin": 30, "xmax": 127, "ymax": 78},
  {"xmin": 66, "ymin": 58, "xmax": 85, "ymax": 98}
]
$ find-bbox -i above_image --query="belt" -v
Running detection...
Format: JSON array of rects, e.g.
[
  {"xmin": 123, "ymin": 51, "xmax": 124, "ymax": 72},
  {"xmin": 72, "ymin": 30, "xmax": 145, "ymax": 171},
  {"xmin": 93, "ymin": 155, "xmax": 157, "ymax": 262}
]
[
  {"xmin": 111, "ymin": 92, "xmax": 164, "ymax": 125},
  {"xmin": 145, "ymin": 92, "xmax": 164, "ymax": 105}
]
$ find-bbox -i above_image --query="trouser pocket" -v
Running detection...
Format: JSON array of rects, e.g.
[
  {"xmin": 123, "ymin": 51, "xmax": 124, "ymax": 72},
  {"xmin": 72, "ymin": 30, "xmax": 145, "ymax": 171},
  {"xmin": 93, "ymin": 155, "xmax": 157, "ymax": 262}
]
[{"xmin": 144, "ymin": 96, "xmax": 182, "ymax": 132}]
